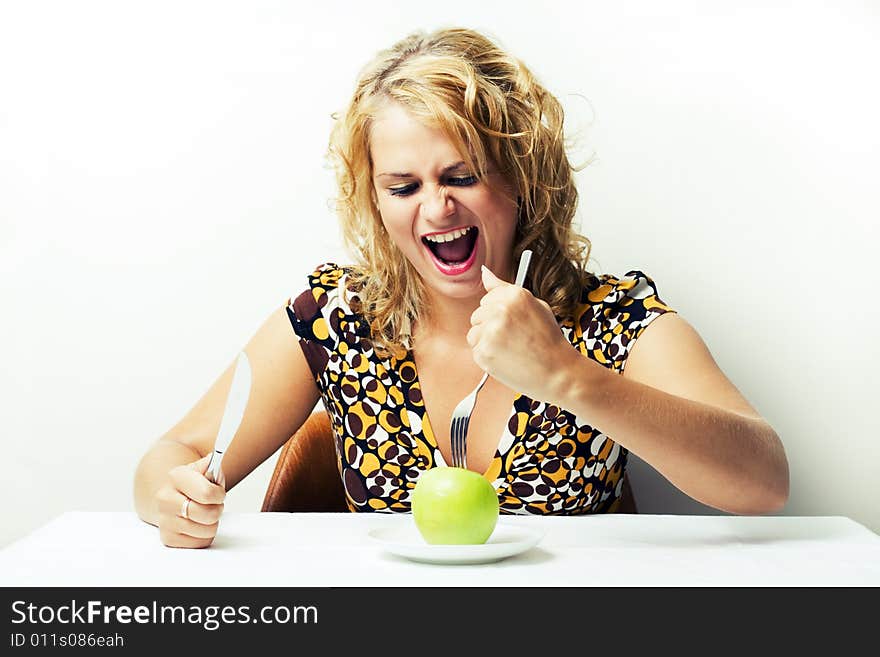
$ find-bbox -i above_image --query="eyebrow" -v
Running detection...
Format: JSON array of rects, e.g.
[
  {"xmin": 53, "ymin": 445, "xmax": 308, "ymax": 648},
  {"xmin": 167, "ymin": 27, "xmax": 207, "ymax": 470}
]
[{"xmin": 376, "ymin": 161, "xmax": 467, "ymax": 179}]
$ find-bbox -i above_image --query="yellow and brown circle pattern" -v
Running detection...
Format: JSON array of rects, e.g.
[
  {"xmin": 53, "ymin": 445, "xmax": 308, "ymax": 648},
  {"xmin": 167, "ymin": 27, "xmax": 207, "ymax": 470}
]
[{"xmin": 287, "ymin": 262, "xmax": 675, "ymax": 514}]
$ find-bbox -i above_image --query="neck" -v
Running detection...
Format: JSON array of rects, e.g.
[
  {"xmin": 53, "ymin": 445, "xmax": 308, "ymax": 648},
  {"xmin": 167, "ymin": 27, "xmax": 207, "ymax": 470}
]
[{"xmin": 412, "ymin": 290, "xmax": 482, "ymax": 351}]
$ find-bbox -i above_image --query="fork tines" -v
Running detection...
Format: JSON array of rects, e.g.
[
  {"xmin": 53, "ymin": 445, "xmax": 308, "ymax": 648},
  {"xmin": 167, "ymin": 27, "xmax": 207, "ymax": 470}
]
[{"xmin": 450, "ymin": 416, "xmax": 469, "ymax": 468}]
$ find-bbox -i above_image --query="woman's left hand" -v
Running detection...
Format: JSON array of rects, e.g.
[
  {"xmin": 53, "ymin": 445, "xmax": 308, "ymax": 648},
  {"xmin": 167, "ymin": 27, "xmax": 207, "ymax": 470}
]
[{"xmin": 467, "ymin": 265, "xmax": 578, "ymax": 403}]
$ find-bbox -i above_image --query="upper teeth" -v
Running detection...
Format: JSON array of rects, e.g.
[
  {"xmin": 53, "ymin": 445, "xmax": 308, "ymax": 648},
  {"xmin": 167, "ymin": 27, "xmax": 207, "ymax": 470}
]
[{"xmin": 424, "ymin": 227, "xmax": 472, "ymax": 243}]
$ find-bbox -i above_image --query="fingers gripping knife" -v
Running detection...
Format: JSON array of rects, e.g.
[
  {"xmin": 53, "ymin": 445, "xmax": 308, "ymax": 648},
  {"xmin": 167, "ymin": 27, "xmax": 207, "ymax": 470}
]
[{"xmin": 206, "ymin": 351, "xmax": 252, "ymax": 485}]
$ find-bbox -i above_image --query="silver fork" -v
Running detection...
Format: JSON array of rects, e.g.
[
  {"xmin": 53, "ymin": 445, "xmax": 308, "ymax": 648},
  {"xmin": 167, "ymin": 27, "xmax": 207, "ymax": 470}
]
[{"xmin": 449, "ymin": 249, "xmax": 533, "ymax": 469}]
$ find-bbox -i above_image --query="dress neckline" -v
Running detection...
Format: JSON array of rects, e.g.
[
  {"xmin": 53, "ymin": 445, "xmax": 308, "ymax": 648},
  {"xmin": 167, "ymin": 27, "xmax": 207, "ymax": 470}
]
[{"xmin": 404, "ymin": 347, "xmax": 521, "ymax": 479}]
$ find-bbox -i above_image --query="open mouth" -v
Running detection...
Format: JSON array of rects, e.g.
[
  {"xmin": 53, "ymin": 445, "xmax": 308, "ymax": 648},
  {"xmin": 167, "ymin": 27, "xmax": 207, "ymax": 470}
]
[{"xmin": 421, "ymin": 226, "xmax": 479, "ymax": 267}]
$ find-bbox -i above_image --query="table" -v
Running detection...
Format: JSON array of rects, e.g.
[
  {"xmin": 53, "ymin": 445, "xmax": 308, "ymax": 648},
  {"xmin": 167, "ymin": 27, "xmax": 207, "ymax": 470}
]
[{"xmin": 2, "ymin": 512, "xmax": 879, "ymax": 587}]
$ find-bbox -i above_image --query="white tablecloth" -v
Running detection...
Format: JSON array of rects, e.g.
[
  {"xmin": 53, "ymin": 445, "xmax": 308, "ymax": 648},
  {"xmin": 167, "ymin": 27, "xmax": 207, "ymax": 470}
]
[{"xmin": 2, "ymin": 512, "xmax": 879, "ymax": 587}]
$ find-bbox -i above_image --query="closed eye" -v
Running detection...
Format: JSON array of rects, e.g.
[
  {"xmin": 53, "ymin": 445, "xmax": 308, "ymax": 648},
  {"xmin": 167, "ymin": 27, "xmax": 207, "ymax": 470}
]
[
  {"xmin": 389, "ymin": 184, "xmax": 418, "ymax": 197},
  {"xmin": 388, "ymin": 175, "xmax": 479, "ymax": 198}
]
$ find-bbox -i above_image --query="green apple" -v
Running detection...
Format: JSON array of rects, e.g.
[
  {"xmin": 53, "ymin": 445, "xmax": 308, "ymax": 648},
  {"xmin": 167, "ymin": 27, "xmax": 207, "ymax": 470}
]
[{"xmin": 411, "ymin": 466, "xmax": 500, "ymax": 544}]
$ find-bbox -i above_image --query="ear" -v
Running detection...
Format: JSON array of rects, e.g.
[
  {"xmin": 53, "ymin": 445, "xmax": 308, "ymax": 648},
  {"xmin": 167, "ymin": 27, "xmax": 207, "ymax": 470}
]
[{"xmin": 481, "ymin": 265, "xmax": 505, "ymax": 291}]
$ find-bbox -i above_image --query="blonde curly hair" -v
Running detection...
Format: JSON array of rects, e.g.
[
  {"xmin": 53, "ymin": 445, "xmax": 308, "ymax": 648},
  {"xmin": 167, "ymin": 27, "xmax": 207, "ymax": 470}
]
[{"xmin": 327, "ymin": 26, "xmax": 594, "ymax": 357}]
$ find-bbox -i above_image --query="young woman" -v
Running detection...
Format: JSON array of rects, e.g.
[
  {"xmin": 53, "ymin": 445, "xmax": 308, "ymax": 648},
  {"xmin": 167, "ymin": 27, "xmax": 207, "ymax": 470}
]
[{"xmin": 134, "ymin": 27, "xmax": 789, "ymax": 548}]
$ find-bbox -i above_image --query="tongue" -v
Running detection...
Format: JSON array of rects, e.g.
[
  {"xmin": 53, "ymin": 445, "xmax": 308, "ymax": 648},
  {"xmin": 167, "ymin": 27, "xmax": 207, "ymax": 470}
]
[{"xmin": 434, "ymin": 235, "xmax": 472, "ymax": 263}]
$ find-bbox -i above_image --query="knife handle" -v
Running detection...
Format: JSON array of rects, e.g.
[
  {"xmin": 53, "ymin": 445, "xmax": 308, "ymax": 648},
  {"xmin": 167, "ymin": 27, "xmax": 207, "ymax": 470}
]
[{"xmin": 205, "ymin": 449, "xmax": 224, "ymax": 485}]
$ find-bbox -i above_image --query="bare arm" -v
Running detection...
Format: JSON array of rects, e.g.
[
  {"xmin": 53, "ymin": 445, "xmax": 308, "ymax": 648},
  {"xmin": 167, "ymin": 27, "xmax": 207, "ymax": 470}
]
[
  {"xmin": 133, "ymin": 304, "xmax": 321, "ymax": 543},
  {"xmin": 549, "ymin": 313, "xmax": 789, "ymax": 515}
]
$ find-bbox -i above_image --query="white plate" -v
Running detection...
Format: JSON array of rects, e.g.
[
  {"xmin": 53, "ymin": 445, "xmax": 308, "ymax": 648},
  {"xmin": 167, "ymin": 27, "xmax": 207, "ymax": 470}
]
[{"xmin": 368, "ymin": 523, "xmax": 544, "ymax": 565}]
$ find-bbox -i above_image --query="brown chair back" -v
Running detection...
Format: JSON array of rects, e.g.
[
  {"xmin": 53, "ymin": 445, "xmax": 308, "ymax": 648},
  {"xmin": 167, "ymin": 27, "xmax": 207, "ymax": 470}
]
[
  {"xmin": 262, "ymin": 411, "xmax": 348, "ymax": 512},
  {"xmin": 262, "ymin": 410, "xmax": 637, "ymax": 513}
]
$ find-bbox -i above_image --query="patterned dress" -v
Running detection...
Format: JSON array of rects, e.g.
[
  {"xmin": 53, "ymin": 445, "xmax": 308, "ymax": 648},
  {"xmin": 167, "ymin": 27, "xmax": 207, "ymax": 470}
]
[{"xmin": 286, "ymin": 262, "xmax": 675, "ymax": 515}]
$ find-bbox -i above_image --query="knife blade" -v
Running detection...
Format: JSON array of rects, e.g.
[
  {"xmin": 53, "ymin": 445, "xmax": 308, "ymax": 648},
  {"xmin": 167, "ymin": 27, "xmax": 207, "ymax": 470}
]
[{"xmin": 206, "ymin": 350, "xmax": 252, "ymax": 484}]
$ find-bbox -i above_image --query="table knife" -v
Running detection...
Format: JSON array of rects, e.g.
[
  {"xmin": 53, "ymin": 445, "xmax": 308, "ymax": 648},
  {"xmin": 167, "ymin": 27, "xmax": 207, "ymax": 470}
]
[{"xmin": 206, "ymin": 350, "xmax": 252, "ymax": 484}]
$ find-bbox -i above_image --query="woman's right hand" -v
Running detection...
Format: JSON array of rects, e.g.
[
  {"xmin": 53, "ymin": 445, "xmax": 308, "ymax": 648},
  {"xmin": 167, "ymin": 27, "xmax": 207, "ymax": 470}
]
[
  {"xmin": 156, "ymin": 454, "xmax": 227, "ymax": 548},
  {"xmin": 134, "ymin": 306, "xmax": 322, "ymax": 543}
]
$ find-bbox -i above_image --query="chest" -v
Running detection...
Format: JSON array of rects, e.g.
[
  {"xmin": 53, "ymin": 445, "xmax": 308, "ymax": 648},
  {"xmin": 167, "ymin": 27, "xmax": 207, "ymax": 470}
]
[{"xmin": 412, "ymin": 350, "xmax": 518, "ymax": 475}]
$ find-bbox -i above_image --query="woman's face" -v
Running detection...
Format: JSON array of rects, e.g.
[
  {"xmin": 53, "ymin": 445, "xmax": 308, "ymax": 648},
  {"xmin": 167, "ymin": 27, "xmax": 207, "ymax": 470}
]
[{"xmin": 370, "ymin": 102, "xmax": 518, "ymax": 301}]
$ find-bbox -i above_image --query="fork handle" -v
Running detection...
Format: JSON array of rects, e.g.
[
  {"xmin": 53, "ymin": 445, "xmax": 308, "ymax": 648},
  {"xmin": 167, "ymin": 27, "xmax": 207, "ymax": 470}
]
[
  {"xmin": 453, "ymin": 250, "xmax": 532, "ymax": 469},
  {"xmin": 472, "ymin": 250, "xmax": 530, "ymax": 390},
  {"xmin": 514, "ymin": 249, "xmax": 532, "ymax": 287},
  {"xmin": 476, "ymin": 371, "xmax": 489, "ymax": 391}
]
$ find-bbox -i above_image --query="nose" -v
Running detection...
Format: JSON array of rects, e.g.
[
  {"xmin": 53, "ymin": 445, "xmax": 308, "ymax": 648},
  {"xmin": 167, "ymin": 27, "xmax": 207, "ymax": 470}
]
[{"xmin": 419, "ymin": 184, "xmax": 455, "ymax": 222}]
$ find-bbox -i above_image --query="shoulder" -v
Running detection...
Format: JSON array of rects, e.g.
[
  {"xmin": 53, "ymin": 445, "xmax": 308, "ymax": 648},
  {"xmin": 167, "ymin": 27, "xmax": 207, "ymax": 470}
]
[
  {"xmin": 286, "ymin": 262, "xmax": 367, "ymax": 342},
  {"xmin": 288, "ymin": 262, "xmax": 363, "ymax": 316},
  {"xmin": 569, "ymin": 269, "xmax": 676, "ymax": 370},
  {"xmin": 299, "ymin": 262, "xmax": 351, "ymax": 299},
  {"xmin": 583, "ymin": 270, "xmax": 672, "ymax": 313}
]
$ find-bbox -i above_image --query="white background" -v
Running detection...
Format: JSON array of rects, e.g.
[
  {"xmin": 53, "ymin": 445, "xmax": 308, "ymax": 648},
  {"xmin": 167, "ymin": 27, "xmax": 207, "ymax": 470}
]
[{"xmin": 1, "ymin": 0, "xmax": 878, "ymax": 548}]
